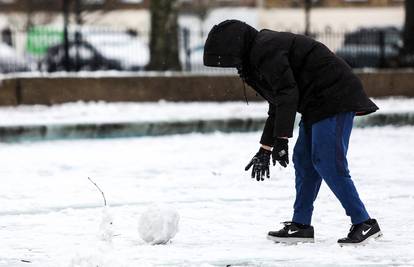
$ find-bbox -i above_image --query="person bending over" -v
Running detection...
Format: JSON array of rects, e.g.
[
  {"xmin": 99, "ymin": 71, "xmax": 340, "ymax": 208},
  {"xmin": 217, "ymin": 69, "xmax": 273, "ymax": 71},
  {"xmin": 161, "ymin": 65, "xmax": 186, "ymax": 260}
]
[{"xmin": 203, "ymin": 20, "xmax": 382, "ymax": 246}]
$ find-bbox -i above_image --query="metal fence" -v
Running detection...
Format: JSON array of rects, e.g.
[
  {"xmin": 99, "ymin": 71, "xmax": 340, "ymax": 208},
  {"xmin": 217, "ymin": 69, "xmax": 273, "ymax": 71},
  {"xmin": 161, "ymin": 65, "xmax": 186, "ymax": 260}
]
[{"xmin": 0, "ymin": 26, "xmax": 403, "ymax": 74}]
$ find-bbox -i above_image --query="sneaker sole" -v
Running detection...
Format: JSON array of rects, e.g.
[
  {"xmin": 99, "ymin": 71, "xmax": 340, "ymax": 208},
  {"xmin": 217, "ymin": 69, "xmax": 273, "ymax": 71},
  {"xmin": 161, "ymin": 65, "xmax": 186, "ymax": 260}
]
[
  {"xmin": 338, "ymin": 231, "xmax": 383, "ymax": 247},
  {"xmin": 267, "ymin": 235, "xmax": 315, "ymax": 244}
]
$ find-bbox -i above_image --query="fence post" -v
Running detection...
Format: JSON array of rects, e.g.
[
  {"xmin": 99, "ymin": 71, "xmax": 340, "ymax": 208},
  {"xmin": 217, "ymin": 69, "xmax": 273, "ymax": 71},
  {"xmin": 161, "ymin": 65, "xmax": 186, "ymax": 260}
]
[
  {"xmin": 74, "ymin": 0, "xmax": 82, "ymax": 72},
  {"xmin": 182, "ymin": 27, "xmax": 191, "ymax": 71},
  {"xmin": 62, "ymin": 0, "xmax": 70, "ymax": 72},
  {"xmin": 379, "ymin": 30, "xmax": 386, "ymax": 68}
]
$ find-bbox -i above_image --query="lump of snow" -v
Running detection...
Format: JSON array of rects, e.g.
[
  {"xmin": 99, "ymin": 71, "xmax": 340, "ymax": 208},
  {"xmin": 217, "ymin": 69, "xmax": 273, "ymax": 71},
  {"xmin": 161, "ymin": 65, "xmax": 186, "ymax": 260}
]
[
  {"xmin": 138, "ymin": 204, "xmax": 179, "ymax": 245},
  {"xmin": 99, "ymin": 206, "xmax": 114, "ymax": 243}
]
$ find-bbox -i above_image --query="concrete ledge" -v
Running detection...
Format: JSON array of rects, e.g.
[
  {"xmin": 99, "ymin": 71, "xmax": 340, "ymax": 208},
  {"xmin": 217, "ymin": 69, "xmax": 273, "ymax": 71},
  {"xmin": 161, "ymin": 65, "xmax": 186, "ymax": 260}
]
[
  {"xmin": 1, "ymin": 70, "xmax": 414, "ymax": 106},
  {"xmin": 5, "ymin": 74, "xmax": 262, "ymax": 105},
  {"xmin": 358, "ymin": 70, "xmax": 414, "ymax": 97},
  {"xmin": 0, "ymin": 79, "xmax": 18, "ymax": 105},
  {"xmin": 0, "ymin": 112, "xmax": 412, "ymax": 143}
]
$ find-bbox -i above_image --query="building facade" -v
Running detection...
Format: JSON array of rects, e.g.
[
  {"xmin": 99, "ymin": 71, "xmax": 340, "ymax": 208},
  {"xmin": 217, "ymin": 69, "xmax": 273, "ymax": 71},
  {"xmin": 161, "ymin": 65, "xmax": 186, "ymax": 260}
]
[
  {"xmin": 0, "ymin": 0, "xmax": 257, "ymax": 13},
  {"xmin": 264, "ymin": 0, "xmax": 404, "ymax": 8},
  {"xmin": 0, "ymin": 0, "xmax": 404, "ymax": 13},
  {"xmin": 0, "ymin": 0, "xmax": 149, "ymax": 12}
]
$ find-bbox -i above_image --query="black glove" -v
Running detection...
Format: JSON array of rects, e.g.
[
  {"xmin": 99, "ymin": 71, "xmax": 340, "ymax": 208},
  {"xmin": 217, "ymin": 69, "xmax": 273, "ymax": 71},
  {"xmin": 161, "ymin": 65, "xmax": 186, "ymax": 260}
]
[
  {"xmin": 272, "ymin": 138, "xmax": 289, "ymax": 167},
  {"xmin": 245, "ymin": 147, "xmax": 271, "ymax": 181}
]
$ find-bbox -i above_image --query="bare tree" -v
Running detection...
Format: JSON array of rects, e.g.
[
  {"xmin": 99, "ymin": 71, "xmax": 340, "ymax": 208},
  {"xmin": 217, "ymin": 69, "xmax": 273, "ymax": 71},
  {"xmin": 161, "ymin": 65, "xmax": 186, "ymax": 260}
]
[
  {"xmin": 24, "ymin": 0, "xmax": 34, "ymax": 30},
  {"xmin": 193, "ymin": 0, "xmax": 211, "ymax": 38},
  {"xmin": 22, "ymin": 0, "xmax": 61, "ymax": 29},
  {"xmin": 404, "ymin": 0, "xmax": 414, "ymax": 53},
  {"xmin": 146, "ymin": 0, "xmax": 181, "ymax": 71},
  {"xmin": 304, "ymin": 0, "xmax": 312, "ymax": 36}
]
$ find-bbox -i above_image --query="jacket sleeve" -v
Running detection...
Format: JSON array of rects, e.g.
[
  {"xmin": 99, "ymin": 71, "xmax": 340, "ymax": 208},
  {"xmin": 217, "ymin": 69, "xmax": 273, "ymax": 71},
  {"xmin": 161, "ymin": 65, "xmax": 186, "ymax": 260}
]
[
  {"xmin": 259, "ymin": 50, "xmax": 299, "ymax": 138},
  {"xmin": 260, "ymin": 103, "xmax": 276, "ymax": 146}
]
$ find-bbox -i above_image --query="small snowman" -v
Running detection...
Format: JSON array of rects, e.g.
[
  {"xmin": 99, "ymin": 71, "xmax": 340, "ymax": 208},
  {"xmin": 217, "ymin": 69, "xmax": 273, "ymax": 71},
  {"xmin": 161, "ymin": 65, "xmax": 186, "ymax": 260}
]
[{"xmin": 88, "ymin": 177, "xmax": 114, "ymax": 243}]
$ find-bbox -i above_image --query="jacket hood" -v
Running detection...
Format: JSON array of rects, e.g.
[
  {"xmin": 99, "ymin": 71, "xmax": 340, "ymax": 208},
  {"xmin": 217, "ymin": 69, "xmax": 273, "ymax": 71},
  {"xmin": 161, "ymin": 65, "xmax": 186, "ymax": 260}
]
[{"xmin": 203, "ymin": 20, "xmax": 258, "ymax": 68}]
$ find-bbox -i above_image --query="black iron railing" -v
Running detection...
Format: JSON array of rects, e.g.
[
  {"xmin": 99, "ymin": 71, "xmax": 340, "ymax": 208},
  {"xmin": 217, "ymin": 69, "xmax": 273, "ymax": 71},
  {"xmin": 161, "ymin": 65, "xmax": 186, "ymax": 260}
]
[{"xmin": 0, "ymin": 26, "xmax": 404, "ymax": 74}]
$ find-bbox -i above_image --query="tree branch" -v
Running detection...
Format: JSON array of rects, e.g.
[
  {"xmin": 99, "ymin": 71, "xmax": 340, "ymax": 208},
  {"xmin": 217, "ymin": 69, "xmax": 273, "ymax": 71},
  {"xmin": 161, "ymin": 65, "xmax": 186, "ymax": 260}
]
[{"xmin": 88, "ymin": 177, "xmax": 107, "ymax": 206}]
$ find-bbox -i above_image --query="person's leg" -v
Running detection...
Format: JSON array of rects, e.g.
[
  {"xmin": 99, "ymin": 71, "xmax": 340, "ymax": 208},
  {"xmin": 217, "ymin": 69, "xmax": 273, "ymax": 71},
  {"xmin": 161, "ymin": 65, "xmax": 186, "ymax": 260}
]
[
  {"xmin": 311, "ymin": 112, "xmax": 370, "ymax": 225},
  {"xmin": 292, "ymin": 120, "xmax": 323, "ymax": 225}
]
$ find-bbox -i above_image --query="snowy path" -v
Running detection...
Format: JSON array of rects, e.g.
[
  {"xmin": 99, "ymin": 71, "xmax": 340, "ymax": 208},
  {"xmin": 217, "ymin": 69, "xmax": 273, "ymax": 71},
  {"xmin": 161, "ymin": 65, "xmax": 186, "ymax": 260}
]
[
  {"xmin": 0, "ymin": 127, "xmax": 414, "ymax": 266},
  {"xmin": 0, "ymin": 101, "xmax": 267, "ymax": 126},
  {"xmin": 0, "ymin": 98, "xmax": 413, "ymax": 127}
]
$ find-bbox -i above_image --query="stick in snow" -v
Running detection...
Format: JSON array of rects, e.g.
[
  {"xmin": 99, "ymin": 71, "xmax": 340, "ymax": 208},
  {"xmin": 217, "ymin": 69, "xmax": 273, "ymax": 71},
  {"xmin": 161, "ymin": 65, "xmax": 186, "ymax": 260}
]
[{"xmin": 87, "ymin": 177, "xmax": 107, "ymax": 206}]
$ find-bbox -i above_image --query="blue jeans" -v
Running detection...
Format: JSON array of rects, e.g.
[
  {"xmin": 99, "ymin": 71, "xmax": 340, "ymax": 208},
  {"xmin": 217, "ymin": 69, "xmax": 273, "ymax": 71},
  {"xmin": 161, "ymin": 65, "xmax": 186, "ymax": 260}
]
[{"xmin": 292, "ymin": 112, "xmax": 370, "ymax": 225}]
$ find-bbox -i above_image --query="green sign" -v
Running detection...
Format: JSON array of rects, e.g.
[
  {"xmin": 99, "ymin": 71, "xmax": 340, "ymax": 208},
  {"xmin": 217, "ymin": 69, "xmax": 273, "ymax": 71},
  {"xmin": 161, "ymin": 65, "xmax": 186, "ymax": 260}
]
[{"xmin": 26, "ymin": 27, "xmax": 63, "ymax": 56}]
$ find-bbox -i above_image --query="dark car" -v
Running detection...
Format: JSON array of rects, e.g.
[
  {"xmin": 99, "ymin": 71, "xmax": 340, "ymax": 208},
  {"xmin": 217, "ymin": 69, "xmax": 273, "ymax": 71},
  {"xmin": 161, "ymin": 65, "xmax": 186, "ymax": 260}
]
[
  {"xmin": 335, "ymin": 27, "xmax": 401, "ymax": 68},
  {"xmin": 40, "ymin": 41, "xmax": 122, "ymax": 72}
]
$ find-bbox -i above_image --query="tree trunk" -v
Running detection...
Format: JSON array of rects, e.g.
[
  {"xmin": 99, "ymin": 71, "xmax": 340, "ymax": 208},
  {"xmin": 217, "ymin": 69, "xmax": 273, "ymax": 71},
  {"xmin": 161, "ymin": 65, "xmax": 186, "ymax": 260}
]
[
  {"xmin": 404, "ymin": 0, "xmax": 414, "ymax": 53},
  {"xmin": 25, "ymin": 0, "xmax": 33, "ymax": 31},
  {"xmin": 146, "ymin": 0, "xmax": 182, "ymax": 71},
  {"xmin": 304, "ymin": 0, "xmax": 312, "ymax": 36}
]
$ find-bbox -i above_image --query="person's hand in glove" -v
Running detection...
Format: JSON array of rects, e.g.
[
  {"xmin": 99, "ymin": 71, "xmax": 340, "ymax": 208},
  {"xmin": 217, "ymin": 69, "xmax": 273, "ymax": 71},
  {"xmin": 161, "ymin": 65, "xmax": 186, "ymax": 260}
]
[
  {"xmin": 245, "ymin": 147, "xmax": 271, "ymax": 181},
  {"xmin": 272, "ymin": 138, "xmax": 289, "ymax": 167}
]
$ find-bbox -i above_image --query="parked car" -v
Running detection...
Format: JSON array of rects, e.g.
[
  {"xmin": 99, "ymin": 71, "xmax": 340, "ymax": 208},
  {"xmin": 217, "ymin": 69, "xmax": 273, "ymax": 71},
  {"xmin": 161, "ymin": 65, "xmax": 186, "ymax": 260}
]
[
  {"xmin": 335, "ymin": 27, "xmax": 402, "ymax": 68},
  {"xmin": 84, "ymin": 29, "xmax": 149, "ymax": 71},
  {"xmin": 39, "ymin": 28, "xmax": 149, "ymax": 72},
  {"xmin": 0, "ymin": 43, "xmax": 32, "ymax": 73},
  {"xmin": 40, "ymin": 40, "xmax": 123, "ymax": 72}
]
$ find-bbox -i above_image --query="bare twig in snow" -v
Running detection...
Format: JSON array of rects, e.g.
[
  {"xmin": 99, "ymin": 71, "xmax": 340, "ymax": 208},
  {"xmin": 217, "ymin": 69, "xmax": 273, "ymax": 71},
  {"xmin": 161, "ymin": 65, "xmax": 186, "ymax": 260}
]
[{"xmin": 87, "ymin": 177, "xmax": 107, "ymax": 206}]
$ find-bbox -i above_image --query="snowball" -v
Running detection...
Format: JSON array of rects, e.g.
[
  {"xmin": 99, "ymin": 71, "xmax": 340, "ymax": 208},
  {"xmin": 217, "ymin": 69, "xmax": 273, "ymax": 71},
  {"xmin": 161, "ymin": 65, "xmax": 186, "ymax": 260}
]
[{"xmin": 138, "ymin": 204, "xmax": 180, "ymax": 245}]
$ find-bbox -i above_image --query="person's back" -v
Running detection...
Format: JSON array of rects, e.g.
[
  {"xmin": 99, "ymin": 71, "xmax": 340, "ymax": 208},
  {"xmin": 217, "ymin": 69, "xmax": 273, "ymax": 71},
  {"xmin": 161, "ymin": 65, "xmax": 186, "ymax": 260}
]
[{"xmin": 249, "ymin": 29, "xmax": 377, "ymax": 124}]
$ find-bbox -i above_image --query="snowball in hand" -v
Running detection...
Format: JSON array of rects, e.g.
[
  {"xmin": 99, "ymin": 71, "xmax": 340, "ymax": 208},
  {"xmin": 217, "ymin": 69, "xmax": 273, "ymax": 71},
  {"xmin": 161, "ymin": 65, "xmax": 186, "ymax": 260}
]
[{"xmin": 138, "ymin": 205, "xmax": 180, "ymax": 245}]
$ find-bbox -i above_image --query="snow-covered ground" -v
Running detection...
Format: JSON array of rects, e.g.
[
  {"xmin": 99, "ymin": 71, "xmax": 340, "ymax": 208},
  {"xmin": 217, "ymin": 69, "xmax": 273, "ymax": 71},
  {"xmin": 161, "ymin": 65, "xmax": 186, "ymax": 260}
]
[
  {"xmin": 0, "ymin": 127, "xmax": 414, "ymax": 266},
  {"xmin": 0, "ymin": 98, "xmax": 412, "ymax": 127},
  {"xmin": 0, "ymin": 101, "xmax": 267, "ymax": 126}
]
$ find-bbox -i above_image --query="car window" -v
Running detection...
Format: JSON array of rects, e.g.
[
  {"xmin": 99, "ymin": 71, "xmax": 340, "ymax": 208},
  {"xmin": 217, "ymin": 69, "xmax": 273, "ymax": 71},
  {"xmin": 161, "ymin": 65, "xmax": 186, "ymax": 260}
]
[
  {"xmin": 385, "ymin": 32, "xmax": 400, "ymax": 45},
  {"xmin": 69, "ymin": 45, "xmax": 94, "ymax": 60},
  {"xmin": 344, "ymin": 29, "xmax": 401, "ymax": 46}
]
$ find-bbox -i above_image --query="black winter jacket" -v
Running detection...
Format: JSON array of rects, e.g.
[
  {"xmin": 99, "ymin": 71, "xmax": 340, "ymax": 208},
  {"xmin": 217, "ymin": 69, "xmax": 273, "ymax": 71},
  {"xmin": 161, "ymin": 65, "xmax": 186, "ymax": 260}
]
[{"xmin": 204, "ymin": 20, "xmax": 378, "ymax": 145}]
